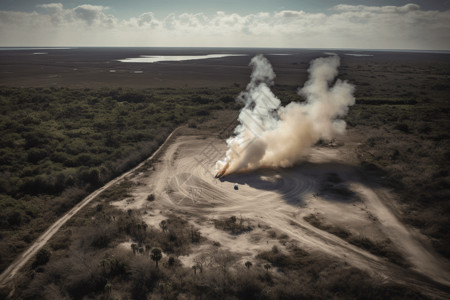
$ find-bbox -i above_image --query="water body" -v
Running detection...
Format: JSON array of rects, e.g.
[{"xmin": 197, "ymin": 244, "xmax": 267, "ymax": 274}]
[
  {"xmin": 1, "ymin": 47, "xmax": 448, "ymax": 88},
  {"xmin": 344, "ymin": 53, "xmax": 374, "ymax": 57},
  {"xmin": 0, "ymin": 47, "xmax": 72, "ymax": 51},
  {"xmin": 118, "ymin": 54, "xmax": 247, "ymax": 63}
]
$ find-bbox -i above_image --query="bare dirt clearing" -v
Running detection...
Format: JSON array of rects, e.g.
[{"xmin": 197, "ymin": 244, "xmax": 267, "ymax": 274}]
[{"xmin": 114, "ymin": 132, "xmax": 450, "ymax": 297}]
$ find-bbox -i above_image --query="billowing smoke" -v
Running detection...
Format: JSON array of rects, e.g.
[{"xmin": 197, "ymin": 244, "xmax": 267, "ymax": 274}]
[{"xmin": 215, "ymin": 54, "xmax": 355, "ymax": 177}]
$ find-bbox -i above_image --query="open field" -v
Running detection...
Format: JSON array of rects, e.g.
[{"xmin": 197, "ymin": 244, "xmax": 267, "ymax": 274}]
[{"xmin": 0, "ymin": 48, "xmax": 449, "ymax": 298}]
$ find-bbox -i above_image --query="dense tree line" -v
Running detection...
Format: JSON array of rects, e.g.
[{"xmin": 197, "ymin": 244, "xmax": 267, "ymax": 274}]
[{"xmin": 0, "ymin": 86, "xmax": 239, "ymax": 272}]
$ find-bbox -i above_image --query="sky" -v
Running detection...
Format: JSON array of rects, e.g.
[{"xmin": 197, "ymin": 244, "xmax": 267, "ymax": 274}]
[{"xmin": 0, "ymin": 1, "xmax": 449, "ymax": 50}]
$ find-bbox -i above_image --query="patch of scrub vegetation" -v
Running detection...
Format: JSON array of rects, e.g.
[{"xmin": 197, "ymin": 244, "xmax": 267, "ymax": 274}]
[
  {"xmin": 0, "ymin": 86, "xmax": 239, "ymax": 272},
  {"xmin": 11, "ymin": 194, "xmax": 426, "ymax": 300},
  {"xmin": 303, "ymin": 214, "xmax": 351, "ymax": 239},
  {"xmin": 304, "ymin": 214, "xmax": 407, "ymax": 266},
  {"xmin": 214, "ymin": 215, "xmax": 253, "ymax": 234},
  {"xmin": 334, "ymin": 55, "xmax": 450, "ymax": 260},
  {"xmin": 256, "ymin": 245, "xmax": 308, "ymax": 270},
  {"xmin": 98, "ymin": 179, "xmax": 134, "ymax": 202},
  {"xmin": 346, "ymin": 97, "xmax": 449, "ymax": 258}
]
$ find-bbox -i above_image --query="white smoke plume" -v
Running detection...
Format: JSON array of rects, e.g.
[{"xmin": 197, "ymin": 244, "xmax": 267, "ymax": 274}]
[{"xmin": 215, "ymin": 54, "xmax": 355, "ymax": 177}]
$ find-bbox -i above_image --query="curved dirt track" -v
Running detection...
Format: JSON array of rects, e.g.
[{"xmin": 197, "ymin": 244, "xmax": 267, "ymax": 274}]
[
  {"xmin": 2, "ymin": 129, "xmax": 449, "ymax": 299},
  {"xmin": 124, "ymin": 134, "xmax": 450, "ymax": 298},
  {"xmin": 0, "ymin": 127, "xmax": 181, "ymax": 289}
]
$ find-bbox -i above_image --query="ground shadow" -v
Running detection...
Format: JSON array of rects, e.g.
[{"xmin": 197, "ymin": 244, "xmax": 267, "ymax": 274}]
[{"xmin": 219, "ymin": 161, "xmax": 386, "ymax": 206}]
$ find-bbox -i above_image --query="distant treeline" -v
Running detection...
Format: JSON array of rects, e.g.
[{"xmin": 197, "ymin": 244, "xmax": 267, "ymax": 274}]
[{"xmin": 356, "ymin": 99, "xmax": 417, "ymax": 105}]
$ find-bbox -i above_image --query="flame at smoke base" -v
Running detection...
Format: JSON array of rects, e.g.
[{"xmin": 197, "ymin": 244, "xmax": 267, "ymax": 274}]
[{"xmin": 215, "ymin": 54, "xmax": 355, "ymax": 177}]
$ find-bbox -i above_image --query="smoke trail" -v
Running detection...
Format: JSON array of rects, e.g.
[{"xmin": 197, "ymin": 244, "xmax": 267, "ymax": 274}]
[{"xmin": 215, "ymin": 54, "xmax": 354, "ymax": 177}]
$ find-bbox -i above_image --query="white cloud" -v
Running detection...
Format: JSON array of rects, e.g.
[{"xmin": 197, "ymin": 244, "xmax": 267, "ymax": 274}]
[
  {"xmin": 275, "ymin": 10, "xmax": 306, "ymax": 18},
  {"xmin": 0, "ymin": 3, "xmax": 448, "ymax": 50},
  {"xmin": 136, "ymin": 12, "xmax": 156, "ymax": 27},
  {"xmin": 35, "ymin": 3, "xmax": 116, "ymax": 26},
  {"xmin": 71, "ymin": 4, "xmax": 113, "ymax": 26},
  {"xmin": 163, "ymin": 13, "xmax": 177, "ymax": 30},
  {"xmin": 334, "ymin": 3, "xmax": 421, "ymax": 13},
  {"xmin": 36, "ymin": 3, "xmax": 63, "ymax": 12}
]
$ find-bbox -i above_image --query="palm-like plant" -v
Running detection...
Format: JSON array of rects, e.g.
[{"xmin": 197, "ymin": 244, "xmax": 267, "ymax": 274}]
[
  {"xmin": 150, "ymin": 247, "xmax": 162, "ymax": 268},
  {"xmin": 159, "ymin": 220, "xmax": 168, "ymax": 232},
  {"xmin": 245, "ymin": 261, "xmax": 252, "ymax": 269},
  {"xmin": 131, "ymin": 243, "xmax": 138, "ymax": 255}
]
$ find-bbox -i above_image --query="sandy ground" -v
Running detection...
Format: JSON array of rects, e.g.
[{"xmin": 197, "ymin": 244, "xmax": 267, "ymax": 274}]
[{"xmin": 113, "ymin": 133, "xmax": 450, "ymax": 298}]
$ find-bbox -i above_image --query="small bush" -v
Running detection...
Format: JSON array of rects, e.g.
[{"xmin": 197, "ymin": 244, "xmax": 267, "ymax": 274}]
[
  {"xmin": 50, "ymin": 232, "xmax": 71, "ymax": 251},
  {"xmin": 6, "ymin": 209, "xmax": 24, "ymax": 227},
  {"xmin": 188, "ymin": 120, "xmax": 197, "ymax": 128},
  {"xmin": 395, "ymin": 123, "xmax": 409, "ymax": 133},
  {"xmin": 257, "ymin": 245, "xmax": 308, "ymax": 270},
  {"xmin": 32, "ymin": 248, "xmax": 51, "ymax": 269},
  {"xmin": 214, "ymin": 215, "xmax": 253, "ymax": 234},
  {"xmin": 27, "ymin": 148, "xmax": 47, "ymax": 163},
  {"xmin": 79, "ymin": 223, "xmax": 119, "ymax": 249},
  {"xmin": 304, "ymin": 214, "xmax": 351, "ymax": 239},
  {"xmin": 0, "ymin": 286, "xmax": 12, "ymax": 299}
]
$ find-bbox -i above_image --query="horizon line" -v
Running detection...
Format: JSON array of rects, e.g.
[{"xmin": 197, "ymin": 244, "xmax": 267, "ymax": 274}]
[{"xmin": 1, "ymin": 46, "xmax": 449, "ymax": 53}]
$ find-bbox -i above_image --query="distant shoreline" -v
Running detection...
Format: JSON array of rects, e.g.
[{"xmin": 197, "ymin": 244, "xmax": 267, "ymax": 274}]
[{"xmin": 0, "ymin": 46, "xmax": 449, "ymax": 54}]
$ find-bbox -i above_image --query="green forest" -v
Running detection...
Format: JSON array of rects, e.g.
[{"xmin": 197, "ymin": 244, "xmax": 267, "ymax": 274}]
[{"xmin": 0, "ymin": 86, "xmax": 238, "ymax": 272}]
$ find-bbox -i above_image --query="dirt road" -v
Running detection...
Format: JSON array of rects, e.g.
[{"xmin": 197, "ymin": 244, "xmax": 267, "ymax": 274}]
[
  {"xmin": 0, "ymin": 127, "xmax": 181, "ymax": 289},
  {"xmin": 3, "ymin": 128, "xmax": 449, "ymax": 298},
  {"xmin": 119, "ymin": 134, "xmax": 450, "ymax": 298}
]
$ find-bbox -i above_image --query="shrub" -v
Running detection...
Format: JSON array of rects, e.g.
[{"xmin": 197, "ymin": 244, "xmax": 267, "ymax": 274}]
[
  {"xmin": 303, "ymin": 214, "xmax": 350, "ymax": 239},
  {"xmin": 0, "ymin": 287, "xmax": 11, "ymax": 299},
  {"xmin": 235, "ymin": 271, "xmax": 263, "ymax": 299},
  {"xmin": 257, "ymin": 245, "xmax": 308, "ymax": 270},
  {"xmin": 130, "ymin": 256, "xmax": 164, "ymax": 299},
  {"xmin": 196, "ymin": 109, "xmax": 210, "ymax": 116},
  {"xmin": 395, "ymin": 123, "xmax": 409, "ymax": 133},
  {"xmin": 50, "ymin": 232, "xmax": 71, "ymax": 251},
  {"xmin": 32, "ymin": 248, "xmax": 51, "ymax": 268},
  {"xmin": 214, "ymin": 215, "xmax": 253, "ymax": 234},
  {"xmin": 84, "ymin": 224, "xmax": 118, "ymax": 249},
  {"xmin": 27, "ymin": 148, "xmax": 47, "ymax": 163},
  {"xmin": 65, "ymin": 267, "xmax": 106, "ymax": 299},
  {"xmin": 220, "ymin": 95, "xmax": 234, "ymax": 103},
  {"xmin": 168, "ymin": 256, "xmax": 175, "ymax": 266},
  {"xmin": 118, "ymin": 92, "xmax": 148, "ymax": 103},
  {"xmin": 6, "ymin": 209, "xmax": 24, "ymax": 227},
  {"xmin": 190, "ymin": 96, "xmax": 208, "ymax": 104},
  {"xmin": 188, "ymin": 120, "xmax": 197, "ymax": 128}
]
